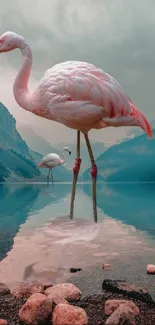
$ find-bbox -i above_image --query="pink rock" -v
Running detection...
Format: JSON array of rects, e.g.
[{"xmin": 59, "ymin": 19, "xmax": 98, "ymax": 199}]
[
  {"xmin": 45, "ymin": 283, "xmax": 82, "ymax": 301},
  {"xmin": 105, "ymin": 304, "xmax": 136, "ymax": 325},
  {"xmin": 147, "ymin": 264, "xmax": 155, "ymax": 274},
  {"xmin": 19, "ymin": 294, "xmax": 52, "ymax": 325},
  {"xmin": 52, "ymin": 303, "xmax": 88, "ymax": 325},
  {"xmin": 0, "ymin": 320, "xmax": 7, "ymax": 325},
  {"xmin": 41, "ymin": 281, "xmax": 53, "ymax": 290},
  {"xmin": 28, "ymin": 293, "xmax": 46, "ymax": 301},
  {"xmin": 31, "ymin": 280, "xmax": 53, "ymax": 290},
  {"xmin": 12, "ymin": 282, "xmax": 44, "ymax": 298},
  {"xmin": 102, "ymin": 264, "xmax": 111, "ymax": 270},
  {"xmin": 104, "ymin": 299, "xmax": 139, "ymax": 316},
  {"xmin": 48, "ymin": 292, "xmax": 69, "ymax": 305}
]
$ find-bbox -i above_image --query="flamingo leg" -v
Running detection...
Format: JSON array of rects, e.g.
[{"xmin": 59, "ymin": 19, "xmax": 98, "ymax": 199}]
[
  {"xmin": 51, "ymin": 170, "xmax": 54, "ymax": 187},
  {"xmin": 69, "ymin": 130, "xmax": 81, "ymax": 219},
  {"xmin": 47, "ymin": 168, "xmax": 50, "ymax": 187},
  {"xmin": 84, "ymin": 134, "xmax": 98, "ymax": 223}
]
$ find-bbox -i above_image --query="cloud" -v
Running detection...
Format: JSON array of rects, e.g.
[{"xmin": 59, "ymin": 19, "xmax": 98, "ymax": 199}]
[{"xmin": 0, "ymin": 0, "xmax": 155, "ymax": 145}]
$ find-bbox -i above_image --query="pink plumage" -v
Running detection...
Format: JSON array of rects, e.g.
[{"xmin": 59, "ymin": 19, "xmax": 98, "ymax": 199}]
[
  {"xmin": 0, "ymin": 31, "xmax": 153, "ymax": 221},
  {"xmin": 34, "ymin": 61, "xmax": 152, "ymax": 136}
]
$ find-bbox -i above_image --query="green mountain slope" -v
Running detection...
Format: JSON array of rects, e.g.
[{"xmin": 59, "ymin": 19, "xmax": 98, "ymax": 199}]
[
  {"xmin": 0, "ymin": 102, "xmax": 72, "ymax": 182},
  {"xmin": 83, "ymin": 131, "xmax": 155, "ymax": 182}
]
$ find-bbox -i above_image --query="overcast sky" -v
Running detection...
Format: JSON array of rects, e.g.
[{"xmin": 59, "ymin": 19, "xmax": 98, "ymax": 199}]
[{"xmin": 0, "ymin": 0, "xmax": 155, "ymax": 146}]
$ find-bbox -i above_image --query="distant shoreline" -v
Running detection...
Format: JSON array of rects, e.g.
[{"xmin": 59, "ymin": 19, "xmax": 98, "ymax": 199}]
[{"xmin": 1, "ymin": 181, "xmax": 155, "ymax": 185}]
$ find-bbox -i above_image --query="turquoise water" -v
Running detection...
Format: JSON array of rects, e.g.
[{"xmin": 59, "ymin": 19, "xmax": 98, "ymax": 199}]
[{"xmin": 0, "ymin": 182, "xmax": 155, "ymax": 296}]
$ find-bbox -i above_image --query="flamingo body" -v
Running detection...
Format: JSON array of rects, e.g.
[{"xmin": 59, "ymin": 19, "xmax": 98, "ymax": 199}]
[
  {"xmin": 35, "ymin": 60, "xmax": 151, "ymax": 135},
  {"xmin": 37, "ymin": 153, "xmax": 63, "ymax": 169}
]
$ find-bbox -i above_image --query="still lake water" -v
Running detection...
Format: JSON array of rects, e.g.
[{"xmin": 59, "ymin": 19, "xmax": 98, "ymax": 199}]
[{"xmin": 0, "ymin": 182, "xmax": 155, "ymax": 297}]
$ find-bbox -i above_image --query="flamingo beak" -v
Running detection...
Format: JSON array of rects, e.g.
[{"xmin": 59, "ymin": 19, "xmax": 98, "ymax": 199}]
[{"xmin": 69, "ymin": 151, "xmax": 71, "ymax": 155}]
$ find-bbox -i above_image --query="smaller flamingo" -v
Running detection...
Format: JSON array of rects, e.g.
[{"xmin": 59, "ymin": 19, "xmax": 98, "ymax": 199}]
[{"xmin": 37, "ymin": 147, "xmax": 71, "ymax": 185}]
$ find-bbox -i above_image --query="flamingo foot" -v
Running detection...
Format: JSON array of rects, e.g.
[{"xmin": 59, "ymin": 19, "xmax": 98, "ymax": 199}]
[{"xmin": 90, "ymin": 163, "xmax": 98, "ymax": 178}]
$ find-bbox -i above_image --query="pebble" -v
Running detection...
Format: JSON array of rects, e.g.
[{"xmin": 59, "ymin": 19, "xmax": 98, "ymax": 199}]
[
  {"xmin": 28, "ymin": 293, "xmax": 46, "ymax": 300},
  {"xmin": 45, "ymin": 283, "xmax": 82, "ymax": 301},
  {"xmin": 19, "ymin": 293, "xmax": 52, "ymax": 325},
  {"xmin": 33, "ymin": 281, "xmax": 53, "ymax": 290},
  {"xmin": 12, "ymin": 282, "xmax": 44, "ymax": 298},
  {"xmin": 0, "ymin": 320, "xmax": 7, "ymax": 325},
  {"xmin": 47, "ymin": 292, "xmax": 69, "ymax": 305},
  {"xmin": 102, "ymin": 279, "xmax": 154, "ymax": 303},
  {"xmin": 104, "ymin": 299, "xmax": 139, "ymax": 316},
  {"xmin": 147, "ymin": 264, "xmax": 155, "ymax": 274},
  {"xmin": 102, "ymin": 264, "xmax": 111, "ymax": 270},
  {"xmin": 69, "ymin": 268, "xmax": 82, "ymax": 273},
  {"xmin": 52, "ymin": 303, "xmax": 88, "ymax": 325},
  {"xmin": 105, "ymin": 304, "xmax": 136, "ymax": 325}
]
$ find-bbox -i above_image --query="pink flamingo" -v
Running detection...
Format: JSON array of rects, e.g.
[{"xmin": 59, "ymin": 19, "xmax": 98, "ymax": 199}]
[
  {"xmin": 36, "ymin": 146, "xmax": 71, "ymax": 185},
  {"xmin": 0, "ymin": 31, "xmax": 152, "ymax": 221}
]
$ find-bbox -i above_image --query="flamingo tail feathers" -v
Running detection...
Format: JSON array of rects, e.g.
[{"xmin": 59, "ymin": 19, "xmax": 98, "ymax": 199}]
[{"xmin": 130, "ymin": 102, "xmax": 153, "ymax": 137}]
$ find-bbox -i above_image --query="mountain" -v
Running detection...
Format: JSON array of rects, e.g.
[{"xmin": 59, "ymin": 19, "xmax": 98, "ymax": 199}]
[
  {"xmin": 0, "ymin": 102, "xmax": 41, "ymax": 181},
  {"xmin": 17, "ymin": 125, "xmax": 61, "ymax": 156},
  {"xmin": 83, "ymin": 130, "xmax": 155, "ymax": 182},
  {"xmin": 0, "ymin": 102, "xmax": 72, "ymax": 182}
]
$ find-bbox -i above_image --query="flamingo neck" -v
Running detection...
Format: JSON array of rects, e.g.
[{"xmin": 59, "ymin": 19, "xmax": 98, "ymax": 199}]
[
  {"xmin": 13, "ymin": 40, "xmax": 36, "ymax": 112},
  {"xmin": 60, "ymin": 150, "xmax": 67, "ymax": 165}
]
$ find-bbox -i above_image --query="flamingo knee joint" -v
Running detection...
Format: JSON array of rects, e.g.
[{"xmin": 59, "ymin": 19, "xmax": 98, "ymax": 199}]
[
  {"xmin": 73, "ymin": 158, "xmax": 82, "ymax": 175},
  {"xmin": 90, "ymin": 163, "xmax": 98, "ymax": 178}
]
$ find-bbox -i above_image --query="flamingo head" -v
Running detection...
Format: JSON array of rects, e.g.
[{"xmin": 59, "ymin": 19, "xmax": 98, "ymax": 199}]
[
  {"xmin": 63, "ymin": 147, "xmax": 71, "ymax": 155},
  {"xmin": 0, "ymin": 31, "xmax": 24, "ymax": 53},
  {"xmin": 129, "ymin": 103, "xmax": 153, "ymax": 137}
]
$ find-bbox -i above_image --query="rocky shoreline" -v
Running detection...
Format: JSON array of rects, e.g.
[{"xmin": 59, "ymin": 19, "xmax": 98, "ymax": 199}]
[{"xmin": 0, "ymin": 280, "xmax": 155, "ymax": 324}]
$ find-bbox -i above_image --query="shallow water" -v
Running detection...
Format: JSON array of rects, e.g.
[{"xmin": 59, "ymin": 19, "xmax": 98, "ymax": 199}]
[{"xmin": 0, "ymin": 182, "xmax": 155, "ymax": 297}]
